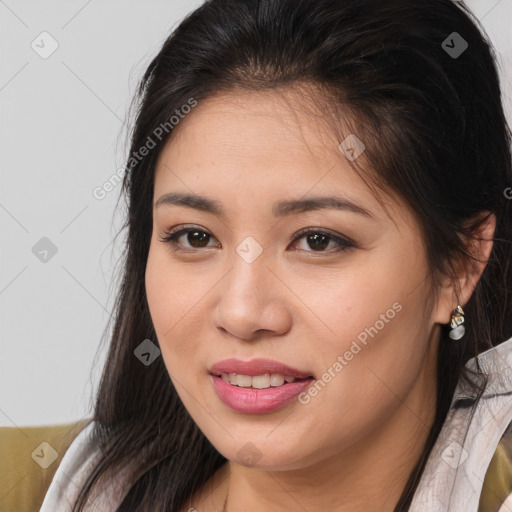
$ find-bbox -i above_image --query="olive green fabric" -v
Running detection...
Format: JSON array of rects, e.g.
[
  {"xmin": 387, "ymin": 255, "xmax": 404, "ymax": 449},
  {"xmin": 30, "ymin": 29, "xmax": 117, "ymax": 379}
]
[
  {"xmin": 0, "ymin": 419, "xmax": 91, "ymax": 512},
  {"xmin": 478, "ymin": 422, "xmax": 512, "ymax": 512}
]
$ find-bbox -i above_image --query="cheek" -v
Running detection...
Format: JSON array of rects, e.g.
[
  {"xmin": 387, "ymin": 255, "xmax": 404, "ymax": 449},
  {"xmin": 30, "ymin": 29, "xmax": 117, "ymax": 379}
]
[
  {"xmin": 145, "ymin": 244, "xmax": 206, "ymax": 366},
  {"xmin": 301, "ymin": 246, "xmax": 429, "ymax": 399},
  {"xmin": 300, "ymin": 247, "xmax": 416, "ymax": 349}
]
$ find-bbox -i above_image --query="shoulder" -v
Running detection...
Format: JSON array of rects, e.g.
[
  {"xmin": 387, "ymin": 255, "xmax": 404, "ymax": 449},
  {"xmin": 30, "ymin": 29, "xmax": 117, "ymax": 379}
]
[
  {"xmin": 40, "ymin": 420, "xmax": 101, "ymax": 512},
  {"xmin": 460, "ymin": 337, "xmax": 512, "ymax": 511},
  {"xmin": 40, "ymin": 420, "xmax": 135, "ymax": 511},
  {"xmin": 410, "ymin": 336, "xmax": 512, "ymax": 511}
]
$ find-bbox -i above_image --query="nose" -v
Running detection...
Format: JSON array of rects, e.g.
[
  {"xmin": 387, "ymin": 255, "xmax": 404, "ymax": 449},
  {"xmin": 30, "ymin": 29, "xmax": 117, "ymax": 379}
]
[{"xmin": 212, "ymin": 250, "xmax": 293, "ymax": 342}]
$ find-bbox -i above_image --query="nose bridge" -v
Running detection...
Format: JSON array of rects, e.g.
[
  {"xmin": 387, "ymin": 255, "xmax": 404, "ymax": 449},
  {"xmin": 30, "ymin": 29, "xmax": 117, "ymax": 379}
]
[
  {"xmin": 213, "ymin": 236, "xmax": 291, "ymax": 339},
  {"xmin": 225, "ymin": 237, "xmax": 271, "ymax": 307}
]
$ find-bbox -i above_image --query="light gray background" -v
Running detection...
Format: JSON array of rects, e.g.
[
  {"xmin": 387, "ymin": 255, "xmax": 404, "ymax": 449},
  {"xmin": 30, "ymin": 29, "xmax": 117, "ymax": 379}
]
[{"xmin": 1, "ymin": 0, "xmax": 511, "ymax": 427}]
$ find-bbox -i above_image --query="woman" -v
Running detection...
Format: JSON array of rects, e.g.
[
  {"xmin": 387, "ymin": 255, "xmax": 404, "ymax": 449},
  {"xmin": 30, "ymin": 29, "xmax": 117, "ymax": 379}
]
[{"xmin": 40, "ymin": 0, "xmax": 512, "ymax": 510}]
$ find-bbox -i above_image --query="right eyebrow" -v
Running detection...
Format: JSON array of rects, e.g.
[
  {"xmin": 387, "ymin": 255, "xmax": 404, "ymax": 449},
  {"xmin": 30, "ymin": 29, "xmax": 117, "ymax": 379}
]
[{"xmin": 154, "ymin": 192, "xmax": 375, "ymax": 220}]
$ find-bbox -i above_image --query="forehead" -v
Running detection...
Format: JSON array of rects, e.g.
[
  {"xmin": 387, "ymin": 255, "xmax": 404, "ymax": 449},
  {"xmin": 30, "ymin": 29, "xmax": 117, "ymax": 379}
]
[{"xmin": 153, "ymin": 87, "xmax": 407, "ymax": 225}]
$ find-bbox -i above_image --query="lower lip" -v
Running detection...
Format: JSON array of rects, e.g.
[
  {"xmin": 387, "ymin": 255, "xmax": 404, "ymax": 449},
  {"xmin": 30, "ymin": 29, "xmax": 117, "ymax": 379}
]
[{"xmin": 210, "ymin": 375, "xmax": 314, "ymax": 414}]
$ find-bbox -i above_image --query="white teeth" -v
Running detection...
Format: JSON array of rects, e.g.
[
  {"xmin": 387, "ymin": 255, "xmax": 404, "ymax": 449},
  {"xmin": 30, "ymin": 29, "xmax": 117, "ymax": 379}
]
[
  {"xmin": 236, "ymin": 374, "xmax": 252, "ymax": 387},
  {"xmin": 252, "ymin": 374, "xmax": 270, "ymax": 389},
  {"xmin": 220, "ymin": 373, "xmax": 299, "ymax": 389},
  {"xmin": 270, "ymin": 374, "xmax": 285, "ymax": 386}
]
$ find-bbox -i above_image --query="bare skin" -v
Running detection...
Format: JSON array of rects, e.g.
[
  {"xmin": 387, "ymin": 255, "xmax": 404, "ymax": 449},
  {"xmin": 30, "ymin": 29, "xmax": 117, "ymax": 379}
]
[{"xmin": 144, "ymin": 86, "xmax": 495, "ymax": 511}]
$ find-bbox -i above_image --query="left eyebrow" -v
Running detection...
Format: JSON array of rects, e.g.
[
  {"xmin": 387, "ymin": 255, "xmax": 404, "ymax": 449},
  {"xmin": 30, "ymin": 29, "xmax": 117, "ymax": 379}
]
[
  {"xmin": 272, "ymin": 196, "xmax": 374, "ymax": 219},
  {"xmin": 154, "ymin": 192, "xmax": 224, "ymax": 215},
  {"xmin": 154, "ymin": 192, "xmax": 374, "ymax": 219}
]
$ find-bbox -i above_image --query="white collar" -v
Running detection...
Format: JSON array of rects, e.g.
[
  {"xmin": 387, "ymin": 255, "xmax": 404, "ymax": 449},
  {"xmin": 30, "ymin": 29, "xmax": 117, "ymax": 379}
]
[{"xmin": 452, "ymin": 334, "xmax": 512, "ymax": 402}]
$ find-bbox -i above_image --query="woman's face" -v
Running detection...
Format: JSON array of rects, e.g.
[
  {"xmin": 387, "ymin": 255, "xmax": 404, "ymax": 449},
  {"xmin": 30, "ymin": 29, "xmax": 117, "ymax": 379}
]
[{"xmin": 145, "ymin": 88, "xmax": 444, "ymax": 471}]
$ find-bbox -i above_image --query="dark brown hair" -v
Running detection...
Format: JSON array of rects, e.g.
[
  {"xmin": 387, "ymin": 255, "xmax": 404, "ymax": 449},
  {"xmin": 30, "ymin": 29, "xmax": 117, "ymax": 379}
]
[{"xmin": 72, "ymin": 0, "xmax": 512, "ymax": 510}]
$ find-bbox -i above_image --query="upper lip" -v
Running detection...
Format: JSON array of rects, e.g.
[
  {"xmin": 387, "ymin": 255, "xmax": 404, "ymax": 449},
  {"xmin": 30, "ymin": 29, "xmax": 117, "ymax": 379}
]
[{"xmin": 209, "ymin": 358, "xmax": 313, "ymax": 379}]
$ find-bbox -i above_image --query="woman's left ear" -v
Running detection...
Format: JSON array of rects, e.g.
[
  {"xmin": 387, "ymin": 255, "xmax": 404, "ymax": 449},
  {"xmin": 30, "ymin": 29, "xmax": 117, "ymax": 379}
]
[{"xmin": 433, "ymin": 212, "xmax": 496, "ymax": 325}]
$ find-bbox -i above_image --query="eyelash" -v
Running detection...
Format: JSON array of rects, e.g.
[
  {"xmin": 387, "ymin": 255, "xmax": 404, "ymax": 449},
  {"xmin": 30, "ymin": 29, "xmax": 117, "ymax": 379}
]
[{"xmin": 158, "ymin": 224, "xmax": 355, "ymax": 256}]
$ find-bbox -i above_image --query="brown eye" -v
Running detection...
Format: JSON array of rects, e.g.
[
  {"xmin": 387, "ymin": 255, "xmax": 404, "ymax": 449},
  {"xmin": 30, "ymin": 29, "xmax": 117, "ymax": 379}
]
[
  {"xmin": 181, "ymin": 229, "xmax": 211, "ymax": 248},
  {"xmin": 290, "ymin": 229, "xmax": 355, "ymax": 254},
  {"xmin": 159, "ymin": 225, "xmax": 355, "ymax": 255},
  {"xmin": 159, "ymin": 226, "xmax": 219, "ymax": 250},
  {"xmin": 301, "ymin": 233, "xmax": 331, "ymax": 251}
]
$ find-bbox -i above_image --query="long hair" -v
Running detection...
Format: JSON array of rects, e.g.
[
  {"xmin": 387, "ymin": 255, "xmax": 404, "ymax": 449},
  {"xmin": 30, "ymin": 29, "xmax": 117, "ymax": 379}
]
[{"xmin": 72, "ymin": 1, "xmax": 512, "ymax": 510}]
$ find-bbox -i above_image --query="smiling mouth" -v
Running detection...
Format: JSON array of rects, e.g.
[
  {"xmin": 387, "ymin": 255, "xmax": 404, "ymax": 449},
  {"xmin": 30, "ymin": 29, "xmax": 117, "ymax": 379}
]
[{"xmin": 213, "ymin": 372, "xmax": 314, "ymax": 389}]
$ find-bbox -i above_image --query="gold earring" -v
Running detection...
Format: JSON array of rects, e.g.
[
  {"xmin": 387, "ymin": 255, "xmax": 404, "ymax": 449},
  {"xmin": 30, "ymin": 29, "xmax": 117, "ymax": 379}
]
[{"xmin": 448, "ymin": 304, "xmax": 465, "ymax": 340}]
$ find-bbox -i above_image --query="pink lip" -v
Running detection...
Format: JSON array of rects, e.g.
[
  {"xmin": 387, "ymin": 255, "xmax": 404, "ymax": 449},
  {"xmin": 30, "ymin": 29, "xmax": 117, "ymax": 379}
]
[
  {"xmin": 209, "ymin": 358, "xmax": 314, "ymax": 414},
  {"xmin": 209, "ymin": 358, "xmax": 313, "ymax": 379},
  {"xmin": 210, "ymin": 375, "xmax": 314, "ymax": 414}
]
